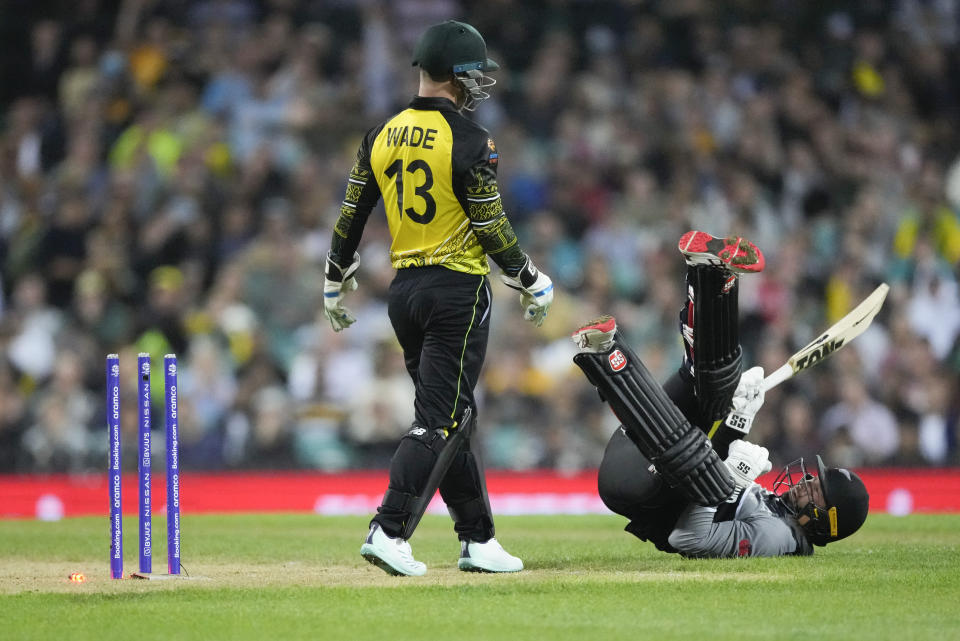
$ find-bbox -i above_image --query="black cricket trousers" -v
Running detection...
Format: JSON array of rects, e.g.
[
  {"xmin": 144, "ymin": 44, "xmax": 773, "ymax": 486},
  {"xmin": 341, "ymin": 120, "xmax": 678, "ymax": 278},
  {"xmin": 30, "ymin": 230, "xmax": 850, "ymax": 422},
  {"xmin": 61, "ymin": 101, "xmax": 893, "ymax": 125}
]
[
  {"xmin": 374, "ymin": 266, "xmax": 494, "ymax": 541},
  {"xmin": 388, "ymin": 266, "xmax": 490, "ymax": 431}
]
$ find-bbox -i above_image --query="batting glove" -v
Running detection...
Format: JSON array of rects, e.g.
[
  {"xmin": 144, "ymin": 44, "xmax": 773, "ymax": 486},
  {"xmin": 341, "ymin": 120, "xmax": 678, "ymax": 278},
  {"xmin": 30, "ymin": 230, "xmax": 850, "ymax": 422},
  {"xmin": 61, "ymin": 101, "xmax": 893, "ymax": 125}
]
[
  {"xmin": 501, "ymin": 258, "xmax": 554, "ymax": 327},
  {"xmin": 323, "ymin": 251, "xmax": 359, "ymax": 332},
  {"xmin": 723, "ymin": 440, "xmax": 772, "ymax": 488},
  {"xmin": 724, "ymin": 366, "xmax": 765, "ymax": 434}
]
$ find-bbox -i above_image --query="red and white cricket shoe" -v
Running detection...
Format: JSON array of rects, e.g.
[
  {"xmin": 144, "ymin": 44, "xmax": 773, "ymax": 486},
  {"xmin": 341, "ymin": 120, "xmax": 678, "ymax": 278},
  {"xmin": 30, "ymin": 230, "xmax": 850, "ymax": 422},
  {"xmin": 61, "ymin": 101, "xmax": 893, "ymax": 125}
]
[{"xmin": 678, "ymin": 231, "xmax": 765, "ymax": 274}]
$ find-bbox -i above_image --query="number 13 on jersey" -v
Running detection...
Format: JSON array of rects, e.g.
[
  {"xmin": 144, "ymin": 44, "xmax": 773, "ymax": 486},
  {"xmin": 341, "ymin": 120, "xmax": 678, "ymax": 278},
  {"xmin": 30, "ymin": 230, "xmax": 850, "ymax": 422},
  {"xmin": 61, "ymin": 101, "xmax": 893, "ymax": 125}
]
[{"xmin": 384, "ymin": 159, "xmax": 436, "ymax": 224}]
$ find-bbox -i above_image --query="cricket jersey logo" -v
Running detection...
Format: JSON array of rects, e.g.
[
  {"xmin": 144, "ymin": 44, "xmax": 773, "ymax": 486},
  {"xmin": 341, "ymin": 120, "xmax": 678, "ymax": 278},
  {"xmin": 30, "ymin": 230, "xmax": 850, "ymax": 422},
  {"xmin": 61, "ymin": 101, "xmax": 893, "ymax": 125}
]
[{"xmin": 487, "ymin": 138, "xmax": 498, "ymax": 164}]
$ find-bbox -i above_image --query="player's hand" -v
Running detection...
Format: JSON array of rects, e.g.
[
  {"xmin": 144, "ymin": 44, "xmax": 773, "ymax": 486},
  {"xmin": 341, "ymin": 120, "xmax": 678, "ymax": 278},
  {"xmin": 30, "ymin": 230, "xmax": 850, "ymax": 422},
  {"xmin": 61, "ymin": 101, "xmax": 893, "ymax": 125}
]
[
  {"xmin": 501, "ymin": 259, "xmax": 554, "ymax": 327},
  {"xmin": 323, "ymin": 251, "xmax": 359, "ymax": 332},
  {"xmin": 723, "ymin": 440, "xmax": 772, "ymax": 488},
  {"xmin": 724, "ymin": 366, "xmax": 765, "ymax": 434}
]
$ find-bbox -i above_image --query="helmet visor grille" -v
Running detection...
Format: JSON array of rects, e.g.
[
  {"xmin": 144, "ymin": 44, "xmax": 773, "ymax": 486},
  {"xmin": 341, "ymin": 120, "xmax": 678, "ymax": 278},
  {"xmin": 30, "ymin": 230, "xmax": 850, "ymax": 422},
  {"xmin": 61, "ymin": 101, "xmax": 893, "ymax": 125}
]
[{"xmin": 455, "ymin": 69, "xmax": 496, "ymax": 111}]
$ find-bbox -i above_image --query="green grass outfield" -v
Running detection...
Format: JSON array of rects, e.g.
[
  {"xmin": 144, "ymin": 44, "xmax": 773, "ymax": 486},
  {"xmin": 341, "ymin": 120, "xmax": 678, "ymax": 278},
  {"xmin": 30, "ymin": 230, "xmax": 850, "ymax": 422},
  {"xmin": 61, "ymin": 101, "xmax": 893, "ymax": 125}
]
[{"xmin": 2, "ymin": 513, "xmax": 959, "ymax": 641}]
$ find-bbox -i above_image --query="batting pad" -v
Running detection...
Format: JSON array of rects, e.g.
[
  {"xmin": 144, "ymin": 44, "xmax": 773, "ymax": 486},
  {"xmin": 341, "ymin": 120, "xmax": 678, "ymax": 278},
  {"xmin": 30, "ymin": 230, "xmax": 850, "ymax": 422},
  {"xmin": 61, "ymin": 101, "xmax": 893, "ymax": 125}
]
[
  {"xmin": 574, "ymin": 336, "xmax": 734, "ymax": 506},
  {"xmin": 688, "ymin": 265, "xmax": 742, "ymax": 419}
]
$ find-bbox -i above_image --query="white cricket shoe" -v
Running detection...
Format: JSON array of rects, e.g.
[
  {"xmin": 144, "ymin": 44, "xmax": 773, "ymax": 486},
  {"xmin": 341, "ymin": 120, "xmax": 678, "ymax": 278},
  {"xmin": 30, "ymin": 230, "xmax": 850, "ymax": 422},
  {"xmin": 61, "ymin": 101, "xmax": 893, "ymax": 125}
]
[
  {"xmin": 458, "ymin": 538, "xmax": 524, "ymax": 573},
  {"xmin": 571, "ymin": 315, "xmax": 617, "ymax": 353},
  {"xmin": 360, "ymin": 523, "xmax": 427, "ymax": 576}
]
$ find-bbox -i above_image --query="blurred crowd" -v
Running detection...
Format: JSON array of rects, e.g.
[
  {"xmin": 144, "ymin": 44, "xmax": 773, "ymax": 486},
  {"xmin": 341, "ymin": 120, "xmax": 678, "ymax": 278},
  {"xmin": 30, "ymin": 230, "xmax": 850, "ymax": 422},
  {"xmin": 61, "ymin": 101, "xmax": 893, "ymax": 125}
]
[{"xmin": 2, "ymin": 0, "xmax": 959, "ymax": 475}]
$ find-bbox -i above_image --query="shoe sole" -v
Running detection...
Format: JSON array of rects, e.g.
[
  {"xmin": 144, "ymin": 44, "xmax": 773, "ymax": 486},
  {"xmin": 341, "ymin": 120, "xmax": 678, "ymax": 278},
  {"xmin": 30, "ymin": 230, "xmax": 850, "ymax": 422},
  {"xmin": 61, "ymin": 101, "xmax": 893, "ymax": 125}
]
[
  {"xmin": 573, "ymin": 314, "xmax": 616, "ymax": 336},
  {"xmin": 457, "ymin": 559, "xmax": 523, "ymax": 573},
  {"xmin": 678, "ymin": 231, "xmax": 764, "ymax": 273},
  {"xmin": 360, "ymin": 547, "xmax": 423, "ymax": 577},
  {"xmin": 572, "ymin": 315, "xmax": 617, "ymax": 350}
]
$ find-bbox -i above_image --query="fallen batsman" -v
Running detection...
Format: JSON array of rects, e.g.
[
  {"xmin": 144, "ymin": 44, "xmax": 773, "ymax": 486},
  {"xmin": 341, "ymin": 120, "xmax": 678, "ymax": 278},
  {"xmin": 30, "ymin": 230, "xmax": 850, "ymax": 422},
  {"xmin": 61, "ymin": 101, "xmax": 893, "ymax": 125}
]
[{"xmin": 572, "ymin": 231, "xmax": 872, "ymax": 557}]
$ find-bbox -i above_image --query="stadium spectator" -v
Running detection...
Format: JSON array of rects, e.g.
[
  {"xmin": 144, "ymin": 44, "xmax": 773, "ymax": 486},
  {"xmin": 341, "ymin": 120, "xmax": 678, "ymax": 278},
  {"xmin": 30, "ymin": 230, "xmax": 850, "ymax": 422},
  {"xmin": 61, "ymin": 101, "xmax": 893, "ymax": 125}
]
[{"xmin": 0, "ymin": 1, "xmax": 958, "ymax": 474}]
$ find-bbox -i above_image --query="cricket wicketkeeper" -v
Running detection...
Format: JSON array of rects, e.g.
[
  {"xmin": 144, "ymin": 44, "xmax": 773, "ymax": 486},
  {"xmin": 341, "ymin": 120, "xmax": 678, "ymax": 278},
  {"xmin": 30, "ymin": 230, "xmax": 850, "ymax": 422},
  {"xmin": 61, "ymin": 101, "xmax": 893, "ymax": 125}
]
[
  {"xmin": 572, "ymin": 231, "xmax": 870, "ymax": 557},
  {"xmin": 325, "ymin": 20, "xmax": 552, "ymax": 576}
]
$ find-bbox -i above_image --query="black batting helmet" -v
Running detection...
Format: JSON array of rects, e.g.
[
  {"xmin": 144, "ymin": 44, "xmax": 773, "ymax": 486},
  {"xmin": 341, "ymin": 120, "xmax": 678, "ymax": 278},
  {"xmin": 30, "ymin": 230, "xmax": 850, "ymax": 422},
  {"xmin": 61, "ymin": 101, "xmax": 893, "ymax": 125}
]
[
  {"xmin": 773, "ymin": 456, "xmax": 869, "ymax": 547},
  {"xmin": 810, "ymin": 455, "xmax": 869, "ymax": 545}
]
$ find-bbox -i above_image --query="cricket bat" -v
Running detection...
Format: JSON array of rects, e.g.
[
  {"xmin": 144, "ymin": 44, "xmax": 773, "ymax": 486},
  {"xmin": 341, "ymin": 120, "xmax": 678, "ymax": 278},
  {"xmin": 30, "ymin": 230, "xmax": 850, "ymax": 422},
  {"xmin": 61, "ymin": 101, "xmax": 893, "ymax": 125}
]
[{"xmin": 762, "ymin": 283, "xmax": 890, "ymax": 392}]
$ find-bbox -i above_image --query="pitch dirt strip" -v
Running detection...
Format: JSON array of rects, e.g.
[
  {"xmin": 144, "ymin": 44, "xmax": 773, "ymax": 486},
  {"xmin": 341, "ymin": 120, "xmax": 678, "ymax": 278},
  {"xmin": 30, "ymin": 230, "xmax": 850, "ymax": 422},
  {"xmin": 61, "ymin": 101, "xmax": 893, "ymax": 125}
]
[{"xmin": 1, "ymin": 560, "xmax": 784, "ymax": 595}]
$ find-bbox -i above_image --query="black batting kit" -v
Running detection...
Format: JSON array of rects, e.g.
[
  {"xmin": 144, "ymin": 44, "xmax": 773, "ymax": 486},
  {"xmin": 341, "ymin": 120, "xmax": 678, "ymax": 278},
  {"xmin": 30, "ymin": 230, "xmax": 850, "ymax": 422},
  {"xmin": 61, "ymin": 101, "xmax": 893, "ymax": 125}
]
[
  {"xmin": 574, "ymin": 333, "xmax": 735, "ymax": 508},
  {"xmin": 682, "ymin": 265, "xmax": 743, "ymax": 420},
  {"xmin": 331, "ymin": 96, "xmax": 531, "ymax": 542},
  {"xmin": 578, "ymin": 265, "xmax": 749, "ymax": 552},
  {"xmin": 578, "ymin": 233, "xmax": 866, "ymax": 556}
]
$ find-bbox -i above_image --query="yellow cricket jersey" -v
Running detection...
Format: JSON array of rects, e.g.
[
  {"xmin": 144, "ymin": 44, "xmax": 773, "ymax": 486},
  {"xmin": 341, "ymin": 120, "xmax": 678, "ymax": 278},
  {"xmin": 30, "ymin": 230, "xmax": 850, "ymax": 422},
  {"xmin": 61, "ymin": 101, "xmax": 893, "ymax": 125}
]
[
  {"xmin": 370, "ymin": 107, "xmax": 486, "ymax": 273},
  {"xmin": 332, "ymin": 97, "xmax": 527, "ymax": 278}
]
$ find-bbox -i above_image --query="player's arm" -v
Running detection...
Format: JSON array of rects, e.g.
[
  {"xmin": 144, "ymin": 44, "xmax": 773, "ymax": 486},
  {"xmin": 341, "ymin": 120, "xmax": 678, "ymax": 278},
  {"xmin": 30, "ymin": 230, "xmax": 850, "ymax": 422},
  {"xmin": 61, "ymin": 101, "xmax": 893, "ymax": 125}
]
[
  {"xmin": 324, "ymin": 131, "xmax": 382, "ymax": 332},
  {"xmin": 462, "ymin": 157, "xmax": 526, "ymax": 267},
  {"xmin": 667, "ymin": 503, "xmax": 733, "ymax": 557},
  {"xmin": 330, "ymin": 131, "xmax": 382, "ymax": 266},
  {"xmin": 463, "ymin": 142, "xmax": 553, "ymax": 326},
  {"xmin": 668, "ymin": 488, "xmax": 805, "ymax": 558},
  {"xmin": 668, "ymin": 443, "xmax": 800, "ymax": 557}
]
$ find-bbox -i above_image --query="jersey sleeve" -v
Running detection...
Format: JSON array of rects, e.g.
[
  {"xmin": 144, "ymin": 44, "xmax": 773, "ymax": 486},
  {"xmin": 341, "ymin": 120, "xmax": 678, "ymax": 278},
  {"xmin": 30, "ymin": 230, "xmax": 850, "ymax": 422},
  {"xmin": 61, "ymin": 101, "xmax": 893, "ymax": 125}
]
[
  {"xmin": 330, "ymin": 128, "xmax": 382, "ymax": 265},
  {"xmin": 460, "ymin": 136, "xmax": 528, "ymax": 277},
  {"xmin": 667, "ymin": 486, "xmax": 809, "ymax": 557}
]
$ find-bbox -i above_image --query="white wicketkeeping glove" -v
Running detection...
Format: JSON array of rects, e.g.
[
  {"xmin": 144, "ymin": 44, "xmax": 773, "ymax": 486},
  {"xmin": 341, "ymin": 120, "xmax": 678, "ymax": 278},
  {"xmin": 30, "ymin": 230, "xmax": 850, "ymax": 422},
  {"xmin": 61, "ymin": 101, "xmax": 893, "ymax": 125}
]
[
  {"xmin": 723, "ymin": 366, "xmax": 765, "ymax": 435},
  {"xmin": 723, "ymin": 440, "xmax": 772, "ymax": 488},
  {"xmin": 323, "ymin": 251, "xmax": 359, "ymax": 332},
  {"xmin": 500, "ymin": 258, "xmax": 554, "ymax": 327}
]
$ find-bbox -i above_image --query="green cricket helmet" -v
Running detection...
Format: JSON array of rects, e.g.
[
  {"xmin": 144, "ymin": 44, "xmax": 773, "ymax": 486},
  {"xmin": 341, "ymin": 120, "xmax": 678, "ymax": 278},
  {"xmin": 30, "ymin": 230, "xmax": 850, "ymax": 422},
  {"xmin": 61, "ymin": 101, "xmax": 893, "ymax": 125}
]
[{"xmin": 412, "ymin": 20, "xmax": 498, "ymax": 111}]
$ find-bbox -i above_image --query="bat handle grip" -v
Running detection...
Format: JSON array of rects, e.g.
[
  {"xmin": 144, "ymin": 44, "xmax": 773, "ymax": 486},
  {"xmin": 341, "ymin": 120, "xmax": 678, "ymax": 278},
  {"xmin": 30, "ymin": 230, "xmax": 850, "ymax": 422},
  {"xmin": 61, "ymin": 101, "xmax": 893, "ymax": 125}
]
[{"xmin": 761, "ymin": 364, "xmax": 793, "ymax": 392}]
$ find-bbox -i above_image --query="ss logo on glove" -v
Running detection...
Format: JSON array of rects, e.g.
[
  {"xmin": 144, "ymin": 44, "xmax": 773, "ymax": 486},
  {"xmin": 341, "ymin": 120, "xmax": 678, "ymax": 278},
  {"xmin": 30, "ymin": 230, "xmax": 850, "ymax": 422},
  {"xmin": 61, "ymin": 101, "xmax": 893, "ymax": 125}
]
[{"xmin": 726, "ymin": 414, "xmax": 749, "ymax": 430}]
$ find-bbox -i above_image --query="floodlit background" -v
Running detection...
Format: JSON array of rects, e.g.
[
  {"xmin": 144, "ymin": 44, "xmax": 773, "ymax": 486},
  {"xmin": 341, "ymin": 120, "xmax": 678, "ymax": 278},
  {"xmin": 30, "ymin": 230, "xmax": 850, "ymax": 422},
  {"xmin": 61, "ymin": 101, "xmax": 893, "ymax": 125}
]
[{"xmin": 1, "ymin": 0, "xmax": 959, "ymax": 482}]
